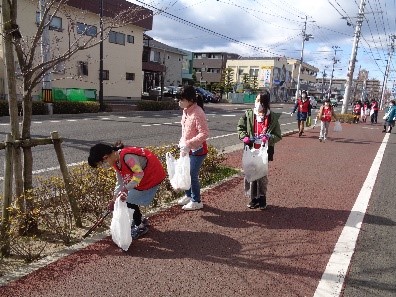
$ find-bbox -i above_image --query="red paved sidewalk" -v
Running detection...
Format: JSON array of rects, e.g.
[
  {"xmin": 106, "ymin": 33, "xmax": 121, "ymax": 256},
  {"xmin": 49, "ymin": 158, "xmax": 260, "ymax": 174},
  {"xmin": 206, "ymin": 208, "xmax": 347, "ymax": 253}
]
[{"xmin": 0, "ymin": 121, "xmax": 386, "ymax": 297}]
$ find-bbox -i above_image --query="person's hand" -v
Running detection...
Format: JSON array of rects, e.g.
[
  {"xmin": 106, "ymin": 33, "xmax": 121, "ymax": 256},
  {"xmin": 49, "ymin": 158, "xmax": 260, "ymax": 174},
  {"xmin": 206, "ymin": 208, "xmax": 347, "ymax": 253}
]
[
  {"xmin": 180, "ymin": 146, "xmax": 190, "ymax": 157},
  {"xmin": 290, "ymin": 112, "xmax": 293, "ymax": 117},
  {"xmin": 117, "ymin": 191, "xmax": 127, "ymax": 202},
  {"xmin": 107, "ymin": 199, "xmax": 115, "ymax": 211},
  {"xmin": 261, "ymin": 135, "xmax": 269, "ymax": 144},
  {"xmin": 243, "ymin": 136, "xmax": 251, "ymax": 145}
]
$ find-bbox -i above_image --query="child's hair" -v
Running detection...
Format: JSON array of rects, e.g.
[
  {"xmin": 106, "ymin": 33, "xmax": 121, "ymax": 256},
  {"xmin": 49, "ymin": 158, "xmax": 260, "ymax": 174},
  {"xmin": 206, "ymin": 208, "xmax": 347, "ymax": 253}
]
[
  {"xmin": 88, "ymin": 141, "xmax": 124, "ymax": 168},
  {"xmin": 258, "ymin": 90, "xmax": 271, "ymax": 110},
  {"xmin": 180, "ymin": 85, "xmax": 205, "ymax": 111}
]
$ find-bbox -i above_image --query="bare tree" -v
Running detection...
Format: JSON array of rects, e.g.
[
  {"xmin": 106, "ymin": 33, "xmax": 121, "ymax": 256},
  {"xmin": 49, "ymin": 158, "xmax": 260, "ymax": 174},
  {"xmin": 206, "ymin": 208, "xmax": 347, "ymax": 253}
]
[{"xmin": 1, "ymin": 0, "xmax": 152, "ymax": 233}]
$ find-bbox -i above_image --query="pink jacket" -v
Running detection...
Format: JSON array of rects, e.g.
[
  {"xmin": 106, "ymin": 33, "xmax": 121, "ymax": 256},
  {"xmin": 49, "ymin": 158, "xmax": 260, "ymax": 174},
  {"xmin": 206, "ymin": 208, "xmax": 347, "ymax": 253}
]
[{"xmin": 180, "ymin": 103, "xmax": 209, "ymax": 151}]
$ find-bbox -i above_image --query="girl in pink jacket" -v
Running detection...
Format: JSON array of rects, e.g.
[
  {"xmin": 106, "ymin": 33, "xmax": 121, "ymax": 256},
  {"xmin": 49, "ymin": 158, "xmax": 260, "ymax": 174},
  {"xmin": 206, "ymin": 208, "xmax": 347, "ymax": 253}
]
[{"xmin": 177, "ymin": 86, "xmax": 209, "ymax": 211}]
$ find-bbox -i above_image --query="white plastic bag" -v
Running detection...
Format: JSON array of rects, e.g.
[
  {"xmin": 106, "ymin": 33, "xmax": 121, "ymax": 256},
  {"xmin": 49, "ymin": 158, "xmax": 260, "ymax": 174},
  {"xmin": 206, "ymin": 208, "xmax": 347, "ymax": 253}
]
[
  {"xmin": 110, "ymin": 197, "xmax": 133, "ymax": 251},
  {"xmin": 166, "ymin": 152, "xmax": 191, "ymax": 190},
  {"xmin": 242, "ymin": 144, "xmax": 268, "ymax": 183},
  {"xmin": 333, "ymin": 120, "xmax": 342, "ymax": 132}
]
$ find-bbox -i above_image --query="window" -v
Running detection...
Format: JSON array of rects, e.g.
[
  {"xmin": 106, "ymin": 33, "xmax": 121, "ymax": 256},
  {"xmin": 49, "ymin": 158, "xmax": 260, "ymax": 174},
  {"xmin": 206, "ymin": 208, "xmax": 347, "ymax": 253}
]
[
  {"xmin": 126, "ymin": 73, "xmax": 135, "ymax": 81},
  {"xmin": 153, "ymin": 51, "xmax": 161, "ymax": 62},
  {"xmin": 249, "ymin": 68, "xmax": 259, "ymax": 77},
  {"xmin": 53, "ymin": 62, "xmax": 65, "ymax": 74},
  {"xmin": 35, "ymin": 12, "xmax": 63, "ymax": 31},
  {"xmin": 127, "ymin": 35, "xmax": 134, "ymax": 43},
  {"xmin": 100, "ymin": 70, "xmax": 109, "ymax": 80},
  {"xmin": 76, "ymin": 22, "xmax": 97, "ymax": 37},
  {"xmin": 78, "ymin": 61, "xmax": 88, "ymax": 76},
  {"xmin": 109, "ymin": 31, "xmax": 125, "ymax": 45}
]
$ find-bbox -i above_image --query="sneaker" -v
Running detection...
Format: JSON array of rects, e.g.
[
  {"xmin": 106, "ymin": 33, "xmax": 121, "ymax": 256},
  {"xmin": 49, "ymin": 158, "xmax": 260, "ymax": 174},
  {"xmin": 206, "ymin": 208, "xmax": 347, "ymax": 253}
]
[
  {"xmin": 131, "ymin": 217, "xmax": 149, "ymax": 228},
  {"xmin": 131, "ymin": 225, "xmax": 149, "ymax": 240},
  {"xmin": 298, "ymin": 131, "xmax": 302, "ymax": 137},
  {"xmin": 182, "ymin": 201, "xmax": 203, "ymax": 211},
  {"xmin": 323, "ymin": 137, "xmax": 327, "ymax": 142},
  {"xmin": 259, "ymin": 204, "xmax": 268, "ymax": 210},
  {"xmin": 247, "ymin": 198, "xmax": 259, "ymax": 209},
  {"xmin": 177, "ymin": 196, "xmax": 191, "ymax": 206},
  {"xmin": 319, "ymin": 137, "xmax": 322, "ymax": 142}
]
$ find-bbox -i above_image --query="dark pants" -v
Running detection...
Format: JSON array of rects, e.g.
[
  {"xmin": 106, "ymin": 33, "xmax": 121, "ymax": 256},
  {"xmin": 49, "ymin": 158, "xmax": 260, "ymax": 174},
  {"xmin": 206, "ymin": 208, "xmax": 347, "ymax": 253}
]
[
  {"xmin": 371, "ymin": 110, "xmax": 378, "ymax": 123},
  {"xmin": 126, "ymin": 203, "xmax": 142, "ymax": 226}
]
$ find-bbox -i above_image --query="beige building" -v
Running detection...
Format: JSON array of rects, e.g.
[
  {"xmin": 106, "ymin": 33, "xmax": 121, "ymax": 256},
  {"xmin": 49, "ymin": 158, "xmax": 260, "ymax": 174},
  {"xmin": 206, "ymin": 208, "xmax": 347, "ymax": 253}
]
[
  {"xmin": 0, "ymin": 0, "xmax": 152, "ymax": 101},
  {"xmin": 226, "ymin": 57, "xmax": 293, "ymax": 102}
]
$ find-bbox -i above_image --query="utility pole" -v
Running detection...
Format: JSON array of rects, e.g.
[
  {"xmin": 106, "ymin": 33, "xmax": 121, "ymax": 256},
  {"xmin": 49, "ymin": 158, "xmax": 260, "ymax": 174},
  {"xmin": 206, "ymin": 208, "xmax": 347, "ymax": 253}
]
[
  {"xmin": 341, "ymin": 0, "xmax": 365, "ymax": 114},
  {"xmin": 379, "ymin": 34, "xmax": 396, "ymax": 109},
  {"xmin": 295, "ymin": 16, "xmax": 313, "ymax": 99},
  {"xmin": 327, "ymin": 46, "xmax": 341, "ymax": 99},
  {"xmin": 40, "ymin": 0, "xmax": 52, "ymax": 113},
  {"xmin": 321, "ymin": 67, "xmax": 328, "ymax": 99},
  {"xmin": 99, "ymin": 0, "xmax": 105, "ymax": 111}
]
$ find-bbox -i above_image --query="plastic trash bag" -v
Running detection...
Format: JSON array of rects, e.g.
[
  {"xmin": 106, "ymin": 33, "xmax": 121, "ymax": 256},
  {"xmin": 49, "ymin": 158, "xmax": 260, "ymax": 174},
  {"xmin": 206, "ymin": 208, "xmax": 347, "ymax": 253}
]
[
  {"xmin": 334, "ymin": 120, "xmax": 342, "ymax": 132},
  {"xmin": 242, "ymin": 143, "xmax": 268, "ymax": 183},
  {"xmin": 306, "ymin": 116, "xmax": 312, "ymax": 127},
  {"xmin": 110, "ymin": 197, "xmax": 133, "ymax": 251},
  {"xmin": 166, "ymin": 152, "xmax": 191, "ymax": 190}
]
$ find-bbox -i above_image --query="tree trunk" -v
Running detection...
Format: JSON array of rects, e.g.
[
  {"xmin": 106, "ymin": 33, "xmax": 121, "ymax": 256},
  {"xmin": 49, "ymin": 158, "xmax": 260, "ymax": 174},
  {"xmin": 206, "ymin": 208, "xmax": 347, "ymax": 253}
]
[{"xmin": 2, "ymin": 0, "xmax": 24, "ymax": 209}]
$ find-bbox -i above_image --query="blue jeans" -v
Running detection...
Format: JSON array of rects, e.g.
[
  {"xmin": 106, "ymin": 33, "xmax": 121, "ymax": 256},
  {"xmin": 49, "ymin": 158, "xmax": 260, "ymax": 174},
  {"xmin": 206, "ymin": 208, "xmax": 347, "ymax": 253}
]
[{"xmin": 185, "ymin": 153, "xmax": 206, "ymax": 203}]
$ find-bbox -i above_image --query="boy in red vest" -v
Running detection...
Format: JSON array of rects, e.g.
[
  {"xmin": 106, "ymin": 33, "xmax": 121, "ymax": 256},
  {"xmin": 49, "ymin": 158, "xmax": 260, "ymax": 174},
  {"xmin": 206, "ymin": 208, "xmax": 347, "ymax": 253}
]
[{"xmin": 291, "ymin": 90, "xmax": 312, "ymax": 137}]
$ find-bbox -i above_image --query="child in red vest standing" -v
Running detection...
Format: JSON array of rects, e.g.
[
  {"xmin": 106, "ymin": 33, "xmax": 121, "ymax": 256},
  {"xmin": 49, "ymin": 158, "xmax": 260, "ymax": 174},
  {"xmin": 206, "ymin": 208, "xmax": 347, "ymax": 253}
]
[
  {"xmin": 88, "ymin": 142, "xmax": 166, "ymax": 239},
  {"xmin": 317, "ymin": 99, "xmax": 337, "ymax": 142}
]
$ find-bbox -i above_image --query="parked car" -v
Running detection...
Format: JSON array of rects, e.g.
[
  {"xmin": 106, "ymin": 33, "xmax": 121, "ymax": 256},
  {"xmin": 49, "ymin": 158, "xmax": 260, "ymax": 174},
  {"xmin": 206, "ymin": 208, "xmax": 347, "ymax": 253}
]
[
  {"xmin": 196, "ymin": 87, "xmax": 217, "ymax": 103},
  {"xmin": 330, "ymin": 99, "xmax": 338, "ymax": 107},
  {"xmin": 309, "ymin": 96, "xmax": 318, "ymax": 109}
]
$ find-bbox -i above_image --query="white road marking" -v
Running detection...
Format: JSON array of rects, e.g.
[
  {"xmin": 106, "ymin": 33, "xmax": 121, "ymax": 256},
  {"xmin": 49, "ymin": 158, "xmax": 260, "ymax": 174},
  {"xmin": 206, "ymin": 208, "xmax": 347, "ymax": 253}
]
[
  {"xmin": 153, "ymin": 124, "xmax": 161, "ymax": 126},
  {"xmin": 314, "ymin": 133, "xmax": 389, "ymax": 297},
  {"xmin": 66, "ymin": 120, "xmax": 77, "ymax": 122},
  {"xmin": 118, "ymin": 116, "xmax": 127, "ymax": 119},
  {"xmin": 142, "ymin": 124, "xmax": 151, "ymax": 127},
  {"xmin": 221, "ymin": 114, "xmax": 237, "ymax": 117},
  {"xmin": 100, "ymin": 118, "xmax": 110, "ymax": 120},
  {"xmin": 50, "ymin": 120, "xmax": 60, "ymax": 123},
  {"xmin": 33, "ymin": 121, "xmax": 43, "ymax": 124}
]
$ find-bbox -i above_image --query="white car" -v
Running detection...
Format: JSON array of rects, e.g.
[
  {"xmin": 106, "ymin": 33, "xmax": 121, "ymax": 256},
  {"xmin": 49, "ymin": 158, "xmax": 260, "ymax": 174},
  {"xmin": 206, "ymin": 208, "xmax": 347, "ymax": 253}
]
[{"xmin": 309, "ymin": 96, "xmax": 318, "ymax": 109}]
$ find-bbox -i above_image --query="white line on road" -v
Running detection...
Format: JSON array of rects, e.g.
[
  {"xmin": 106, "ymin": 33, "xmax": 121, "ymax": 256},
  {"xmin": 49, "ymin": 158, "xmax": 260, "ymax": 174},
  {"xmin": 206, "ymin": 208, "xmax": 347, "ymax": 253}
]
[
  {"xmin": 0, "ymin": 162, "xmax": 85, "ymax": 181},
  {"xmin": 50, "ymin": 120, "xmax": 60, "ymax": 123},
  {"xmin": 314, "ymin": 133, "xmax": 390, "ymax": 297}
]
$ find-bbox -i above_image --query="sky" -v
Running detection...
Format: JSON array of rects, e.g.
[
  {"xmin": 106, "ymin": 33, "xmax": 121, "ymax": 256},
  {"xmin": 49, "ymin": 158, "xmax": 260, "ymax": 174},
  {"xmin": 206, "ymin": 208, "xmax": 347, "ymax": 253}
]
[{"xmin": 128, "ymin": 0, "xmax": 396, "ymax": 92}]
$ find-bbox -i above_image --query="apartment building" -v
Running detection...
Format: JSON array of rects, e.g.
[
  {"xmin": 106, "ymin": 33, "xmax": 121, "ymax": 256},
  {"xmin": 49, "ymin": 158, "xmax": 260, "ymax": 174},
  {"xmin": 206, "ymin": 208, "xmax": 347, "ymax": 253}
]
[
  {"xmin": 142, "ymin": 35, "xmax": 185, "ymax": 92},
  {"xmin": 0, "ymin": 0, "xmax": 152, "ymax": 101},
  {"xmin": 226, "ymin": 57, "xmax": 293, "ymax": 102},
  {"xmin": 193, "ymin": 52, "xmax": 240, "ymax": 87}
]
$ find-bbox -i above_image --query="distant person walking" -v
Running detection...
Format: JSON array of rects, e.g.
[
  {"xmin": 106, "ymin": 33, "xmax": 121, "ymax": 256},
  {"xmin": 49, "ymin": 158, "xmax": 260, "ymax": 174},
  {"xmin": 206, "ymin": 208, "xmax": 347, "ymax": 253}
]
[
  {"xmin": 291, "ymin": 90, "xmax": 312, "ymax": 137},
  {"xmin": 370, "ymin": 98, "xmax": 379, "ymax": 124},
  {"xmin": 316, "ymin": 98, "xmax": 337, "ymax": 142},
  {"xmin": 88, "ymin": 142, "xmax": 166, "ymax": 239},
  {"xmin": 176, "ymin": 85, "xmax": 209, "ymax": 211},
  {"xmin": 382, "ymin": 100, "xmax": 396, "ymax": 133},
  {"xmin": 361, "ymin": 100, "xmax": 370, "ymax": 123},
  {"xmin": 237, "ymin": 91, "xmax": 282, "ymax": 210},
  {"xmin": 352, "ymin": 100, "xmax": 362, "ymax": 124}
]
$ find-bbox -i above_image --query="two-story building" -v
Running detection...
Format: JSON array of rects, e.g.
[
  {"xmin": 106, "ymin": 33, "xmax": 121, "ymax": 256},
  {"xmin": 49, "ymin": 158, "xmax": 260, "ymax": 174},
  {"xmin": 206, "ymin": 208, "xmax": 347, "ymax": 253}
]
[
  {"xmin": 0, "ymin": 0, "xmax": 152, "ymax": 101},
  {"xmin": 287, "ymin": 59, "xmax": 319, "ymax": 96},
  {"xmin": 142, "ymin": 35, "xmax": 185, "ymax": 93}
]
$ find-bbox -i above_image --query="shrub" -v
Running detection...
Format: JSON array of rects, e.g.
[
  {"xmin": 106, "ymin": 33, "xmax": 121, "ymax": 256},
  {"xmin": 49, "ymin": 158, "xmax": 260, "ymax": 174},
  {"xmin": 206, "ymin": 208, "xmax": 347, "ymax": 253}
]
[
  {"xmin": 53, "ymin": 101, "xmax": 100, "ymax": 114},
  {"xmin": 0, "ymin": 101, "xmax": 47, "ymax": 116},
  {"xmin": 336, "ymin": 113, "xmax": 355, "ymax": 123}
]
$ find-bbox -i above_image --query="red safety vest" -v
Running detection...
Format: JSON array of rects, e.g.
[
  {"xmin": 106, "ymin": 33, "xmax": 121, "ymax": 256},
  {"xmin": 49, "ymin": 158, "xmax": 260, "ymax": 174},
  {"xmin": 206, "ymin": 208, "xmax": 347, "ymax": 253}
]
[
  {"xmin": 371, "ymin": 101, "xmax": 378, "ymax": 111},
  {"xmin": 321, "ymin": 107, "xmax": 332, "ymax": 122},
  {"xmin": 353, "ymin": 104, "xmax": 362, "ymax": 114},
  {"xmin": 114, "ymin": 147, "xmax": 166, "ymax": 191},
  {"xmin": 297, "ymin": 99, "xmax": 310, "ymax": 113}
]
